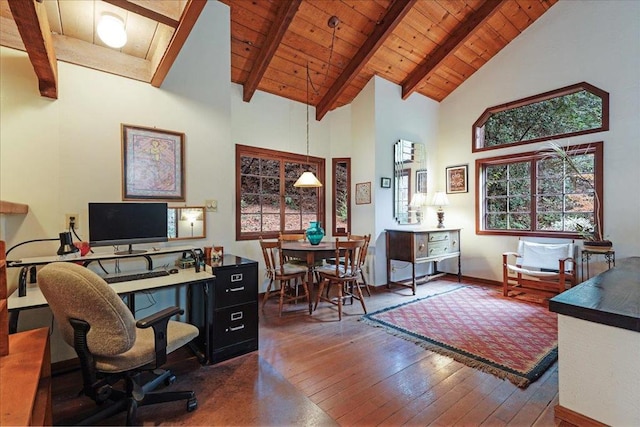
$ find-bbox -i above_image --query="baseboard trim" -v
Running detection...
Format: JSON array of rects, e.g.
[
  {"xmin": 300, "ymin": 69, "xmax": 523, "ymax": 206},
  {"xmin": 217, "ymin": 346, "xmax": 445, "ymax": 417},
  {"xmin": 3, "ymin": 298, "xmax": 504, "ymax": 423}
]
[{"xmin": 554, "ymin": 404, "xmax": 608, "ymax": 427}]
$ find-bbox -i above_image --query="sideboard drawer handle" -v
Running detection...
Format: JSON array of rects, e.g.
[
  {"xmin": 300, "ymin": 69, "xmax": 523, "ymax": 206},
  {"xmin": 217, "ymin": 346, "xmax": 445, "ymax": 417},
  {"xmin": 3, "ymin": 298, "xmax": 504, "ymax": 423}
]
[
  {"xmin": 231, "ymin": 311, "xmax": 243, "ymax": 321},
  {"xmin": 231, "ymin": 273, "xmax": 243, "ymax": 282}
]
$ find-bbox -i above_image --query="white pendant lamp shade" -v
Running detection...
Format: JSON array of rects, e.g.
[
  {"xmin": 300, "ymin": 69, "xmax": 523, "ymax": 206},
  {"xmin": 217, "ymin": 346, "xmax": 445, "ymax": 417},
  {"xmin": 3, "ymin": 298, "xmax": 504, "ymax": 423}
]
[
  {"xmin": 294, "ymin": 171, "xmax": 323, "ymax": 188},
  {"xmin": 97, "ymin": 13, "xmax": 127, "ymax": 48}
]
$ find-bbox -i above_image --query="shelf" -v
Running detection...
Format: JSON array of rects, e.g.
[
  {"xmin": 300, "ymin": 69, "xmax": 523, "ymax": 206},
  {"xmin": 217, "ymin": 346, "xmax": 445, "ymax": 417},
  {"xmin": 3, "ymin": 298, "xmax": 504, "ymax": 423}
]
[{"xmin": 0, "ymin": 200, "xmax": 29, "ymax": 214}]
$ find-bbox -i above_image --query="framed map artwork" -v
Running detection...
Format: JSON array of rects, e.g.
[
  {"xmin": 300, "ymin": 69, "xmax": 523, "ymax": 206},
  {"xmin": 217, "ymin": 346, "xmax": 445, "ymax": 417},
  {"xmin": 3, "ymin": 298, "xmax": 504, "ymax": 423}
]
[{"xmin": 122, "ymin": 124, "xmax": 185, "ymax": 201}]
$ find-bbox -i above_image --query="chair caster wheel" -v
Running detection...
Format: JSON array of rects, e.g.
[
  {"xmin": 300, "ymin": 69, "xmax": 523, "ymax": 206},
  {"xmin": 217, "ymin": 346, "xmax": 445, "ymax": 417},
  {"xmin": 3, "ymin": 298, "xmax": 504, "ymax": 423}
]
[
  {"xmin": 187, "ymin": 397, "xmax": 198, "ymax": 412},
  {"xmin": 165, "ymin": 374, "xmax": 176, "ymax": 386}
]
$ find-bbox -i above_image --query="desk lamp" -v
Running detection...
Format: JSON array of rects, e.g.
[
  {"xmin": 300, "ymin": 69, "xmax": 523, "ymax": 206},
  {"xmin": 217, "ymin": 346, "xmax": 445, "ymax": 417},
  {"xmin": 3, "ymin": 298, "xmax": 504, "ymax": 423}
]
[
  {"xmin": 57, "ymin": 231, "xmax": 79, "ymax": 256},
  {"xmin": 431, "ymin": 192, "xmax": 449, "ymax": 229}
]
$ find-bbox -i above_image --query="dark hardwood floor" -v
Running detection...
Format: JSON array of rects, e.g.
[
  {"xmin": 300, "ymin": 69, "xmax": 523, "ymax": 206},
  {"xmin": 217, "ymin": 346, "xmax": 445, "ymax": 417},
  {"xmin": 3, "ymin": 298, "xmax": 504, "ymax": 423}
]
[{"xmin": 51, "ymin": 278, "xmax": 561, "ymax": 426}]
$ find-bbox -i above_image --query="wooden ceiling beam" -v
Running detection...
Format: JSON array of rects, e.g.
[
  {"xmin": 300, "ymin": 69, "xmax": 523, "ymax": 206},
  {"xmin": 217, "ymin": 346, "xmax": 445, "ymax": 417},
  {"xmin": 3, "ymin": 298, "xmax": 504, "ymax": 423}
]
[
  {"xmin": 150, "ymin": 0, "xmax": 206, "ymax": 87},
  {"xmin": 7, "ymin": 0, "xmax": 57, "ymax": 99},
  {"xmin": 242, "ymin": 0, "xmax": 301, "ymax": 103},
  {"xmin": 102, "ymin": 0, "xmax": 180, "ymax": 28},
  {"xmin": 401, "ymin": 0, "xmax": 506, "ymax": 100},
  {"xmin": 315, "ymin": 0, "xmax": 417, "ymax": 121}
]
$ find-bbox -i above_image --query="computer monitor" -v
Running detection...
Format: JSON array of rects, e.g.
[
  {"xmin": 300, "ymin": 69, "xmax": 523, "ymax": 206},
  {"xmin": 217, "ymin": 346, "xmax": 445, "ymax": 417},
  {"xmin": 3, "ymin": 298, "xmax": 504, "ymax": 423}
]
[{"xmin": 88, "ymin": 202, "xmax": 168, "ymax": 254}]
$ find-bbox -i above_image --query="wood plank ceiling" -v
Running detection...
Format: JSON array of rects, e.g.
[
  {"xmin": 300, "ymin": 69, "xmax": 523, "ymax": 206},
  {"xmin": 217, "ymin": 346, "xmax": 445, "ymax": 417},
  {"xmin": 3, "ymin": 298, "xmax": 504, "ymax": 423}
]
[{"xmin": 1, "ymin": 0, "xmax": 556, "ymax": 120}]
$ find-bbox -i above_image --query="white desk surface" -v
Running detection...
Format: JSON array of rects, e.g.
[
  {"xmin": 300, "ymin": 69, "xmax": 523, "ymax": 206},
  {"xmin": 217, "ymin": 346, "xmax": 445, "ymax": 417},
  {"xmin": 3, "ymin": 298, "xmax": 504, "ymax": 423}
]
[
  {"xmin": 8, "ymin": 268, "xmax": 215, "ymax": 311},
  {"xmin": 7, "ymin": 245, "xmax": 198, "ymax": 267}
]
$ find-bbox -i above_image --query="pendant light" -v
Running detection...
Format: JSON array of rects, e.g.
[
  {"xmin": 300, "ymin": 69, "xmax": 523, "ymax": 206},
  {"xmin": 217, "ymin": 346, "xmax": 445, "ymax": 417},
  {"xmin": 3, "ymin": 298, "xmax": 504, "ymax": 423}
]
[{"xmin": 294, "ymin": 16, "xmax": 340, "ymax": 188}]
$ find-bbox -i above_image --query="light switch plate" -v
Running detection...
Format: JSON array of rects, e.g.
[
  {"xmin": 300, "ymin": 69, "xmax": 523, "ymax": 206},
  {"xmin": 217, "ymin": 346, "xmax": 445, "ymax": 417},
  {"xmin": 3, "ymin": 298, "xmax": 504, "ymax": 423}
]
[{"xmin": 205, "ymin": 199, "xmax": 218, "ymax": 212}]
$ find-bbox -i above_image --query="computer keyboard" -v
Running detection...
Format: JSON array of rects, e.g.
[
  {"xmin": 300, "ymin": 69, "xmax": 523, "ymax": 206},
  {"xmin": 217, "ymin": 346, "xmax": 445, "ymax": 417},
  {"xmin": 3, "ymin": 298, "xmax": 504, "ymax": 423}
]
[{"xmin": 103, "ymin": 270, "xmax": 170, "ymax": 284}]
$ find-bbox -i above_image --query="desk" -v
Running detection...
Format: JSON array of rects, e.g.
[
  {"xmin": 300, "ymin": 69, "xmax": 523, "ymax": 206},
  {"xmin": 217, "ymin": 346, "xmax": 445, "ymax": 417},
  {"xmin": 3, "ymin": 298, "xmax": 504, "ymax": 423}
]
[
  {"xmin": 7, "ymin": 245, "xmax": 200, "ymax": 297},
  {"xmin": 8, "ymin": 269, "xmax": 214, "ymax": 337},
  {"xmin": 581, "ymin": 247, "xmax": 615, "ymax": 281},
  {"xmin": 281, "ymin": 241, "xmax": 337, "ymax": 313}
]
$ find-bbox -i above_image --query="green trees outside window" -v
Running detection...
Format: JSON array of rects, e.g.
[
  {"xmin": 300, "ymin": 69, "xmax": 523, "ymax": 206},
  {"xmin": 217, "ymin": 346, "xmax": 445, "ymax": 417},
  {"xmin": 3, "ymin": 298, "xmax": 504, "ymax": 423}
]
[
  {"xmin": 236, "ymin": 145, "xmax": 325, "ymax": 240},
  {"xmin": 473, "ymin": 82, "xmax": 609, "ymax": 152},
  {"xmin": 477, "ymin": 142, "xmax": 603, "ymax": 238}
]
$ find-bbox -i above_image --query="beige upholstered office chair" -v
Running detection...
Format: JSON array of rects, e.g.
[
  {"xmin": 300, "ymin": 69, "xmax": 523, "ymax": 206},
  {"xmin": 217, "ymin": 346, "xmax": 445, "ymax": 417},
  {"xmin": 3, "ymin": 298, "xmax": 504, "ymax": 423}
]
[
  {"xmin": 314, "ymin": 238, "xmax": 367, "ymax": 320},
  {"xmin": 38, "ymin": 262, "xmax": 199, "ymax": 425},
  {"xmin": 503, "ymin": 239, "xmax": 576, "ymax": 300},
  {"xmin": 260, "ymin": 238, "xmax": 310, "ymax": 316}
]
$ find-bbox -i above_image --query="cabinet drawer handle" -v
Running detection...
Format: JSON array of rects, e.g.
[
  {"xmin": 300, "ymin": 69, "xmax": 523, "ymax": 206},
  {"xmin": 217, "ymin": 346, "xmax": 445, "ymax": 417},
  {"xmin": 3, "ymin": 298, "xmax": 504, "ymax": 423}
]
[
  {"xmin": 231, "ymin": 273, "xmax": 243, "ymax": 282},
  {"xmin": 227, "ymin": 286, "xmax": 245, "ymax": 292},
  {"xmin": 228, "ymin": 324, "xmax": 245, "ymax": 332},
  {"xmin": 231, "ymin": 311, "xmax": 243, "ymax": 321}
]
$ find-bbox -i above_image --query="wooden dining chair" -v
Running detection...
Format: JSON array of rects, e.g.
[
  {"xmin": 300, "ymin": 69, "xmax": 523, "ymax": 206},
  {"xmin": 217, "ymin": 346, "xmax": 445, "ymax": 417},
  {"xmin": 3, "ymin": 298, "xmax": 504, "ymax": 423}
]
[
  {"xmin": 314, "ymin": 238, "xmax": 367, "ymax": 320},
  {"xmin": 348, "ymin": 233, "xmax": 371, "ymax": 296},
  {"xmin": 326, "ymin": 233, "xmax": 372, "ymax": 296},
  {"xmin": 260, "ymin": 238, "xmax": 310, "ymax": 316}
]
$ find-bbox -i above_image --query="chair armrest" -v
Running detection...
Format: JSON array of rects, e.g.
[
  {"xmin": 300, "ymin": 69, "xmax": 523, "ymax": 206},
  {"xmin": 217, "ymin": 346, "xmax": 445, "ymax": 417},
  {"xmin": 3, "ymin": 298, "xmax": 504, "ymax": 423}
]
[
  {"xmin": 136, "ymin": 306, "xmax": 184, "ymax": 367},
  {"xmin": 136, "ymin": 306, "xmax": 184, "ymax": 329},
  {"xmin": 503, "ymin": 251, "xmax": 520, "ymax": 257}
]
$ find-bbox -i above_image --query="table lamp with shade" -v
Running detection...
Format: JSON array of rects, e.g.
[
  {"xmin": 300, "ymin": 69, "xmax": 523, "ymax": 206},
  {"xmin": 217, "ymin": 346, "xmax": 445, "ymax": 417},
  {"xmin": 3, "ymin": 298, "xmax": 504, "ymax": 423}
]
[
  {"xmin": 409, "ymin": 193, "xmax": 428, "ymax": 223},
  {"xmin": 431, "ymin": 191, "xmax": 449, "ymax": 228}
]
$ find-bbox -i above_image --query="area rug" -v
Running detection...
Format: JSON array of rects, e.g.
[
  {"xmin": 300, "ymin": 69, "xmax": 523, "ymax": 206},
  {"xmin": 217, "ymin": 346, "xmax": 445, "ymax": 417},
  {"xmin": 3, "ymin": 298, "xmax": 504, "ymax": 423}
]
[{"xmin": 361, "ymin": 285, "xmax": 558, "ymax": 388}]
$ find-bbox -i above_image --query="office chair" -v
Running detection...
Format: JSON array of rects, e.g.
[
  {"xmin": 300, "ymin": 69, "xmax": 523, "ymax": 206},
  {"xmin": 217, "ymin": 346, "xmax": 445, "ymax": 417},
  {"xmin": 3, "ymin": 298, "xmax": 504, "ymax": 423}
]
[{"xmin": 38, "ymin": 262, "xmax": 199, "ymax": 425}]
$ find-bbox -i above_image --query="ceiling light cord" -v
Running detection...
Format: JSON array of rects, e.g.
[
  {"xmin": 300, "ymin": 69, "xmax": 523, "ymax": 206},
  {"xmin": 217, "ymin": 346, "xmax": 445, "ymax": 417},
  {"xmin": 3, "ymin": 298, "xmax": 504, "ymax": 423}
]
[
  {"xmin": 309, "ymin": 15, "xmax": 339, "ymax": 96},
  {"xmin": 306, "ymin": 62, "xmax": 310, "ymax": 163}
]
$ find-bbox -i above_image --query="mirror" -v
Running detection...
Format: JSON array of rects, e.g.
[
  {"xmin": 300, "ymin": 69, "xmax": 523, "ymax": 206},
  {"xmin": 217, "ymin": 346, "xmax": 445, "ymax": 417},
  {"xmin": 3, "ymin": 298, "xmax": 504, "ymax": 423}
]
[
  {"xmin": 168, "ymin": 206, "xmax": 206, "ymax": 240},
  {"xmin": 332, "ymin": 158, "xmax": 351, "ymax": 236},
  {"xmin": 394, "ymin": 140, "xmax": 426, "ymax": 224}
]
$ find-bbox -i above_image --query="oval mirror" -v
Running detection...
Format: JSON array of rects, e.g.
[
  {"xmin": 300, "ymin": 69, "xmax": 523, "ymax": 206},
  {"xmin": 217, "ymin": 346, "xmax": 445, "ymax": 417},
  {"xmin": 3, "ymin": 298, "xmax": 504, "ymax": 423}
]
[
  {"xmin": 394, "ymin": 140, "xmax": 426, "ymax": 224},
  {"xmin": 168, "ymin": 206, "xmax": 206, "ymax": 240}
]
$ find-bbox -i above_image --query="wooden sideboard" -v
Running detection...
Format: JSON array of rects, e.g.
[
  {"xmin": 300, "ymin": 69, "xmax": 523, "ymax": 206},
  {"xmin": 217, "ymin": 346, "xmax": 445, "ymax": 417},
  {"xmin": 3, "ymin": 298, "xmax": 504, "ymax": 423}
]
[{"xmin": 386, "ymin": 228, "xmax": 461, "ymax": 294}]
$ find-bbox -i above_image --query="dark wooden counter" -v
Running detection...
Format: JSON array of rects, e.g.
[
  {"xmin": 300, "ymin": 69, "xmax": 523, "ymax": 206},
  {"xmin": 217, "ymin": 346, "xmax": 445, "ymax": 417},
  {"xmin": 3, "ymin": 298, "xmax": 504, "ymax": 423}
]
[{"xmin": 549, "ymin": 257, "xmax": 640, "ymax": 332}]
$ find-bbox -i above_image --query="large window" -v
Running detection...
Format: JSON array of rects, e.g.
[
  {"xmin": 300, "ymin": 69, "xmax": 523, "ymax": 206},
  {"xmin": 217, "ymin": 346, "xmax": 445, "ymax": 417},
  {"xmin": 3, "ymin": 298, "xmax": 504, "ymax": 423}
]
[
  {"xmin": 476, "ymin": 142, "xmax": 603, "ymax": 238},
  {"xmin": 473, "ymin": 82, "xmax": 609, "ymax": 152},
  {"xmin": 236, "ymin": 144, "xmax": 325, "ymax": 241}
]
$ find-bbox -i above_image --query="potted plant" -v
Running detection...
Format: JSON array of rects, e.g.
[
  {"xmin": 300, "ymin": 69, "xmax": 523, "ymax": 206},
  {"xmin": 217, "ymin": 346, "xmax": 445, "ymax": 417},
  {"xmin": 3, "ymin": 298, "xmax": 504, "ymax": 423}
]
[{"xmin": 545, "ymin": 142, "xmax": 612, "ymax": 248}]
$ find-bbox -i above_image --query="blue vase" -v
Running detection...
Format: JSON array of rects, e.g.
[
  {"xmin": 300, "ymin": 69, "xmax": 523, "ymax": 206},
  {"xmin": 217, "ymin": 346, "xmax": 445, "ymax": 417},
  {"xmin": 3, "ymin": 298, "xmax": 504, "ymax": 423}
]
[{"xmin": 305, "ymin": 221, "xmax": 325, "ymax": 245}]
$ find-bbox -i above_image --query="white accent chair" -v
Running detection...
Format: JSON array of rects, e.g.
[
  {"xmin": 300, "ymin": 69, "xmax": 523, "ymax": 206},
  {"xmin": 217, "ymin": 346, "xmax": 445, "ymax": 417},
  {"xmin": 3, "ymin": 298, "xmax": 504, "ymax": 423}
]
[{"xmin": 503, "ymin": 240, "xmax": 576, "ymax": 300}]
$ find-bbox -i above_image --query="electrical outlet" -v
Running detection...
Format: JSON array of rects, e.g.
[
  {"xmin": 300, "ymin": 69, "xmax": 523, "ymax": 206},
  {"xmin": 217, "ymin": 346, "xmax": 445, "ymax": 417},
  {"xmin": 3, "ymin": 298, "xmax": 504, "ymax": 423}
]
[
  {"xmin": 65, "ymin": 213, "xmax": 80, "ymax": 231},
  {"xmin": 205, "ymin": 199, "xmax": 218, "ymax": 212}
]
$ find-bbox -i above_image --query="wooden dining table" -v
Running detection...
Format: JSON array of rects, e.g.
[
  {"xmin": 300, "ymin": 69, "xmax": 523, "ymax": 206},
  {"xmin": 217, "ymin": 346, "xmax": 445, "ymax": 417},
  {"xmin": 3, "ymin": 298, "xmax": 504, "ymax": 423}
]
[{"xmin": 281, "ymin": 241, "xmax": 338, "ymax": 313}]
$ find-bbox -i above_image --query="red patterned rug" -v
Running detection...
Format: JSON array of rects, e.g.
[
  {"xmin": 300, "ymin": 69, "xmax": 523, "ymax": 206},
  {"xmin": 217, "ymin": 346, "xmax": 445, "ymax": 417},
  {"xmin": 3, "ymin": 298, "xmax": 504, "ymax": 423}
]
[{"xmin": 361, "ymin": 285, "xmax": 557, "ymax": 388}]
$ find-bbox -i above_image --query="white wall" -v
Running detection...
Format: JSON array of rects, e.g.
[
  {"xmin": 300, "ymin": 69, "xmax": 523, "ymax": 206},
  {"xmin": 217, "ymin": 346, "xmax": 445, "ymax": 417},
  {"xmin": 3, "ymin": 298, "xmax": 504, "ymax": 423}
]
[
  {"xmin": 438, "ymin": 0, "xmax": 640, "ymax": 281},
  {"xmin": 370, "ymin": 77, "xmax": 440, "ymax": 285},
  {"xmin": 558, "ymin": 315, "xmax": 640, "ymax": 425}
]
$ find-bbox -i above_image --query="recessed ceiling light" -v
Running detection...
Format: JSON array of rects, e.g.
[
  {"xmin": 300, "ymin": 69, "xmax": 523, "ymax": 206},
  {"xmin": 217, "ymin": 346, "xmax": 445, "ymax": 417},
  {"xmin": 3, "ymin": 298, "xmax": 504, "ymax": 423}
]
[{"xmin": 97, "ymin": 13, "xmax": 127, "ymax": 49}]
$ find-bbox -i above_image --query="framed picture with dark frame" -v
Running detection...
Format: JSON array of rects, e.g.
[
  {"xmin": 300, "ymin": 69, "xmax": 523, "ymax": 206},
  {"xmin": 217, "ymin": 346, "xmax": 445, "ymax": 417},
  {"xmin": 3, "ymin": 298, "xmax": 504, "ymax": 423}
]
[
  {"xmin": 446, "ymin": 164, "xmax": 468, "ymax": 194},
  {"xmin": 122, "ymin": 124, "xmax": 185, "ymax": 201},
  {"xmin": 380, "ymin": 177, "xmax": 391, "ymax": 188},
  {"xmin": 416, "ymin": 169, "xmax": 428, "ymax": 193}
]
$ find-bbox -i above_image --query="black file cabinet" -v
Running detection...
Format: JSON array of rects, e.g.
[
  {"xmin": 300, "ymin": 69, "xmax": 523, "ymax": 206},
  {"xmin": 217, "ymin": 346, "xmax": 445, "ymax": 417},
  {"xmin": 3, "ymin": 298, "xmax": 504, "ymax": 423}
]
[{"xmin": 191, "ymin": 254, "xmax": 258, "ymax": 364}]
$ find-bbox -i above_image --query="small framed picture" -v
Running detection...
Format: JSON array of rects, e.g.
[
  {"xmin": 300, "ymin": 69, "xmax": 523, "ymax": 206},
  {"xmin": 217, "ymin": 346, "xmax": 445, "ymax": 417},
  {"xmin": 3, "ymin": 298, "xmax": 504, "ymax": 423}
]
[
  {"xmin": 380, "ymin": 177, "xmax": 391, "ymax": 188},
  {"xmin": 416, "ymin": 169, "xmax": 427, "ymax": 193},
  {"xmin": 122, "ymin": 124, "xmax": 185, "ymax": 201},
  {"xmin": 446, "ymin": 164, "xmax": 468, "ymax": 194},
  {"xmin": 355, "ymin": 182, "xmax": 371, "ymax": 204}
]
